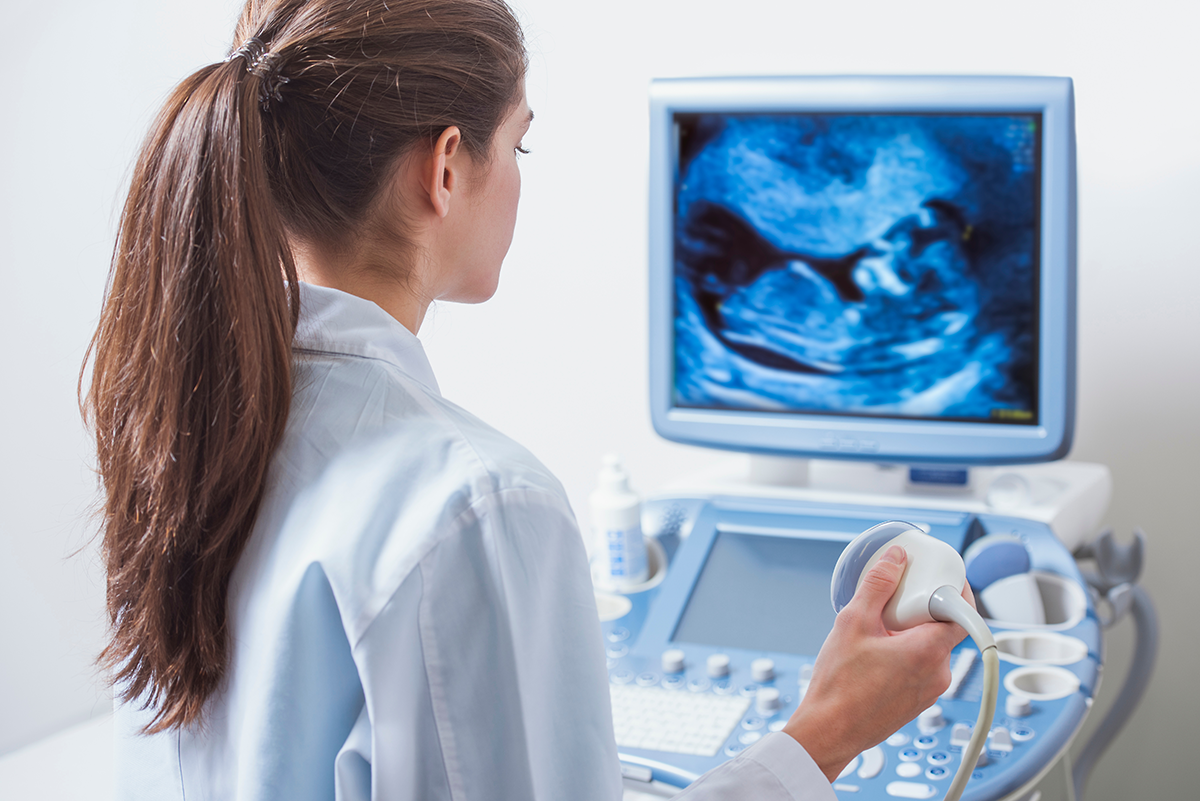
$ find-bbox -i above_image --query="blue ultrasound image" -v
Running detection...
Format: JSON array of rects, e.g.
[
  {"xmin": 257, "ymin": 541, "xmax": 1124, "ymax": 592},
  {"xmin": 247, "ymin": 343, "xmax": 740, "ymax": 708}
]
[{"xmin": 673, "ymin": 113, "xmax": 1040, "ymax": 423}]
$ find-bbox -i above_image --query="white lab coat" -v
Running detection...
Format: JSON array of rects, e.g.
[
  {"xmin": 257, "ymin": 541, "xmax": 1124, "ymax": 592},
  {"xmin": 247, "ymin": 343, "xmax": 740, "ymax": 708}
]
[{"xmin": 113, "ymin": 283, "xmax": 834, "ymax": 801}]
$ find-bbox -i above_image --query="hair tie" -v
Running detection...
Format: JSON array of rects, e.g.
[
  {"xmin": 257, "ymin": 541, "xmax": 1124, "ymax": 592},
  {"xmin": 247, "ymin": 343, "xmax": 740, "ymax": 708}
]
[
  {"xmin": 228, "ymin": 37, "xmax": 268, "ymax": 70},
  {"xmin": 227, "ymin": 37, "xmax": 290, "ymax": 112}
]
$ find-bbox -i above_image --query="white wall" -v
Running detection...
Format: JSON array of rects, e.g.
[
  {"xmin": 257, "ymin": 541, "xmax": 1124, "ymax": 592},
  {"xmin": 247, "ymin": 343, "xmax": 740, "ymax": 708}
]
[
  {"xmin": 2, "ymin": 1, "xmax": 1195, "ymax": 798},
  {"xmin": 0, "ymin": 0, "xmax": 248, "ymax": 753}
]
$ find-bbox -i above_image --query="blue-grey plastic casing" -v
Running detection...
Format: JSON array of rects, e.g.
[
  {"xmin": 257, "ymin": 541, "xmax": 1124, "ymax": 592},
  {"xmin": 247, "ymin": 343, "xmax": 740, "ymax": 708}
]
[
  {"xmin": 609, "ymin": 498, "xmax": 1101, "ymax": 801},
  {"xmin": 648, "ymin": 75, "xmax": 1077, "ymax": 465}
]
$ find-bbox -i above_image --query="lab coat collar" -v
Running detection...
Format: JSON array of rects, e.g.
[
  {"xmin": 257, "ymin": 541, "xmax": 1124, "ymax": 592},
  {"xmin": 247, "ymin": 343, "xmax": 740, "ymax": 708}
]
[{"xmin": 294, "ymin": 282, "xmax": 441, "ymax": 396}]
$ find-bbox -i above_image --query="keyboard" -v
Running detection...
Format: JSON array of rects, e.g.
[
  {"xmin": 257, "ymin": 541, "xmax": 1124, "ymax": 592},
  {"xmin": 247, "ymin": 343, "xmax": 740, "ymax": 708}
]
[{"xmin": 610, "ymin": 683, "xmax": 752, "ymax": 756}]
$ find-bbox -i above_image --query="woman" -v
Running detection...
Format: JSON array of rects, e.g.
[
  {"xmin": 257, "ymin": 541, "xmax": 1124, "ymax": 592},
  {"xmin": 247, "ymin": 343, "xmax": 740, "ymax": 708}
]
[{"xmin": 84, "ymin": 1, "xmax": 967, "ymax": 798}]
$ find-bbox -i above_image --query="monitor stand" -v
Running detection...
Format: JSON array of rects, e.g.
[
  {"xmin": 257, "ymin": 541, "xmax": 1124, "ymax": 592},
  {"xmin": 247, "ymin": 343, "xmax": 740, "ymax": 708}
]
[{"xmin": 661, "ymin": 455, "xmax": 1111, "ymax": 552}]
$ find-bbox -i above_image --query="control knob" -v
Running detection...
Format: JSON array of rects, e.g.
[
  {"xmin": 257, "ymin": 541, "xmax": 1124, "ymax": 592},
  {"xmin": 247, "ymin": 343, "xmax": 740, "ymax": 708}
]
[
  {"xmin": 755, "ymin": 687, "xmax": 782, "ymax": 716},
  {"xmin": 661, "ymin": 649, "xmax": 686, "ymax": 674},
  {"xmin": 707, "ymin": 653, "xmax": 731, "ymax": 678},
  {"xmin": 750, "ymin": 658, "xmax": 776, "ymax": 683},
  {"xmin": 918, "ymin": 704, "xmax": 945, "ymax": 732},
  {"xmin": 1005, "ymin": 694, "xmax": 1032, "ymax": 718}
]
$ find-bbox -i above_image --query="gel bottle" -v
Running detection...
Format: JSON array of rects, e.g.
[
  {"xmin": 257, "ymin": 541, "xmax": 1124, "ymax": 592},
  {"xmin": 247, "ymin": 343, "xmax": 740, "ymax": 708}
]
[{"xmin": 590, "ymin": 454, "xmax": 649, "ymax": 588}]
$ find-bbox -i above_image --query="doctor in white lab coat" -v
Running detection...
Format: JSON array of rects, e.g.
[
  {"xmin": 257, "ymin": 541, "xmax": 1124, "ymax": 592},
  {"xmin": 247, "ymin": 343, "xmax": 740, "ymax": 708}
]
[{"xmin": 88, "ymin": 2, "xmax": 968, "ymax": 799}]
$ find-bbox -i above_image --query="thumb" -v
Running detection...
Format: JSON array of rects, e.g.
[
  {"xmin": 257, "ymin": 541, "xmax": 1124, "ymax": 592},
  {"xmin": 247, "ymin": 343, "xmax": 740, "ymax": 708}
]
[{"xmin": 853, "ymin": 545, "xmax": 907, "ymax": 614}]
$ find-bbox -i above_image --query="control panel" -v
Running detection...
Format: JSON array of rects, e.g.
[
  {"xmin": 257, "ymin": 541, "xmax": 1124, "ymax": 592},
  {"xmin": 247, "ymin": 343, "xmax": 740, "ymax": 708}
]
[{"xmin": 601, "ymin": 496, "xmax": 1099, "ymax": 801}]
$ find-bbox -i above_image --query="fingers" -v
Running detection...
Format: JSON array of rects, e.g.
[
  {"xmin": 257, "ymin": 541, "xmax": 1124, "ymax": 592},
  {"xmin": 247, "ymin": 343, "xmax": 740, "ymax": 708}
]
[
  {"xmin": 897, "ymin": 617, "xmax": 967, "ymax": 656},
  {"xmin": 794, "ymin": 597, "xmax": 964, "ymax": 770},
  {"xmin": 849, "ymin": 545, "xmax": 907, "ymax": 618}
]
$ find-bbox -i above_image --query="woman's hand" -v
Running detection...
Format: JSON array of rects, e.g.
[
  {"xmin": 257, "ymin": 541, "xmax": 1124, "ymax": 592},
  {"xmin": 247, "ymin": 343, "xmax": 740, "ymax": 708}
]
[{"xmin": 782, "ymin": 545, "xmax": 972, "ymax": 783}]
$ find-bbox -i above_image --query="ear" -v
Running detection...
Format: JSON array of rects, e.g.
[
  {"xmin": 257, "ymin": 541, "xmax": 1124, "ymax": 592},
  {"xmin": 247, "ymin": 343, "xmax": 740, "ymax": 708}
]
[{"xmin": 426, "ymin": 125, "xmax": 464, "ymax": 219}]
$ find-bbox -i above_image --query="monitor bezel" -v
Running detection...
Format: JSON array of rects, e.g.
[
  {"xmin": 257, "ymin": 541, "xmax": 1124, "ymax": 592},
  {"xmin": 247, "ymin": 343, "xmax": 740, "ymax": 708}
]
[{"xmin": 648, "ymin": 75, "xmax": 1076, "ymax": 465}]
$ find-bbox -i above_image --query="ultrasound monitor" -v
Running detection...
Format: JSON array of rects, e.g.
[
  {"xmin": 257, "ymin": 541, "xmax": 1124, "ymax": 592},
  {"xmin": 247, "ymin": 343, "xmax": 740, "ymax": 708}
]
[{"xmin": 648, "ymin": 76, "xmax": 1076, "ymax": 465}]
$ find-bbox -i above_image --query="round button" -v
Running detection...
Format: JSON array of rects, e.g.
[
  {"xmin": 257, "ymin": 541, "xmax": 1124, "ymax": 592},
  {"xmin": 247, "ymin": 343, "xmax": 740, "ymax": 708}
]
[
  {"xmin": 896, "ymin": 763, "xmax": 922, "ymax": 778},
  {"xmin": 751, "ymin": 658, "xmax": 776, "ymax": 683},
  {"xmin": 799, "ymin": 663, "xmax": 814, "ymax": 683},
  {"xmin": 742, "ymin": 716, "xmax": 765, "ymax": 731},
  {"xmin": 606, "ymin": 626, "xmax": 630, "ymax": 643},
  {"xmin": 636, "ymin": 672, "xmax": 660, "ymax": 687},
  {"xmin": 687, "ymin": 677, "xmax": 711, "ymax": 693},
  {"xmin": 708, "ymin": 653, "xmax": 732, "ymax": 678},
  {"xmin": 1006, "ymin": 694, "xmax": 1033, "ymax": 718},
  {"xmin": 605, "ymin": 644, "xmax": 628, "ymax": 659},
  {"xmin": 739, "ymin": 683, "xmax": 759, "ymax": 698},
  {"xmin": 915, "ymin": 736, "xmax": 938, "ymax": 750},
  {"xmin": 899, "ymin": 748, "xmax": 922, "ymax": 762},
  {"xmin": 712, "ymin": 679, "xmax": 736, "ymax": 695},
  {"xmin": 887, "ymin": 732, "xmax": 911, "ymax": 747},
  {"xmin": 927, "ymin": 766, "xmax": 949, "ymax": 781},
  {"xmin": 918, "ymin": 704, "xmax": 945, "ymax": 731},
  {"xmin": 662, "ymin": 675, "xmax": 685, "ymax": 690},
  {"xmin": 768, "ymin": 720, "xmax": 787, "ymax": 732},
  {"xmin": 724, "ymin": 744, "xmax": 745, "ymax": 757},
  {"xmin": 739, "ymin": 731, "xmax": 763, "ymax": 745},
  {"xmin": 756, "ymin": 687, "xmax": 782, "ymax": 716},
  {"xmin": 1012, "ymin": 726, "xmax": 1035, "ymax": 742},
  {"xmin": 661, "ymin": 649, "xmax": 686, "ymax": 674},
  {"xmin": 928, "ymin": 751, "xmax": 951, "ymax": 766},
  {"xmin": 610, "ymin": 670, "xmax": 634, "ymax": 685}
]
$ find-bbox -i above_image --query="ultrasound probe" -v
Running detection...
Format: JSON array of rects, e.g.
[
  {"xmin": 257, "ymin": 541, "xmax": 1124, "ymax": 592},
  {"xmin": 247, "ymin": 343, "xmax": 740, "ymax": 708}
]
[{"xmin": 832, "ymin": 522, "xmax": 999, "ymax": 801}]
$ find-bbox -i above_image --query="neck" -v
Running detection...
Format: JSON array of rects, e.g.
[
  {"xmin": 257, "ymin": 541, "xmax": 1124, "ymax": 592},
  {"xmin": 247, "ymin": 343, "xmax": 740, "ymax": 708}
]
[{"xmin": 292, "ymin": 239, "xmax": 429, "ymax": 334}]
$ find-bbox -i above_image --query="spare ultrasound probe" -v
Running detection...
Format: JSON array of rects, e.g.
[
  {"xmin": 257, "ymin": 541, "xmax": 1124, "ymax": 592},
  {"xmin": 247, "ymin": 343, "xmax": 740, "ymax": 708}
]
[{"xmin": 832, "ymin": 521, "xmax": 999, "ymax": 801}]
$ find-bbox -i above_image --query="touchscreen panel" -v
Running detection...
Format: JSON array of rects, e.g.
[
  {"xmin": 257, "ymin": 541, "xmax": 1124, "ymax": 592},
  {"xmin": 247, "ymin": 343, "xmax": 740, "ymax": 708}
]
[{"xmin": 672, "ymin": 531, "xmax": 845, "ymax": 656}]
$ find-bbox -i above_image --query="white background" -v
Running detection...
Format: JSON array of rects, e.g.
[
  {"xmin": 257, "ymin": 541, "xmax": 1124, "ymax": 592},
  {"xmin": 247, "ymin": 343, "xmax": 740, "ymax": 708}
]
[{"xmin": 1, "ymin": 1, "xmax": 1196, "ymax": 798}]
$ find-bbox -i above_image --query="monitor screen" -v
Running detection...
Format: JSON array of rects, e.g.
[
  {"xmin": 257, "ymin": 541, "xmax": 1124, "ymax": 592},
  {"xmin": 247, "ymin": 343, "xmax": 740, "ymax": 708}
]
[
  {"xmin": 649, "ymin": 77, "xmax": 1075, "ymax": 464},
  {"xmin": 674, "ymin": 111, "xmax": 1041, "ymax": 425}
]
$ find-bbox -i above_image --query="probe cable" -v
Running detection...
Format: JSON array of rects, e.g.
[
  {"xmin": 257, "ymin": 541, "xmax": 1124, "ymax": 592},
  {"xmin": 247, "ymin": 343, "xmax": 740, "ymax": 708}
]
[{"xmin": 929, "ymin": 586, "xmax": 1000, "ymax": 801}]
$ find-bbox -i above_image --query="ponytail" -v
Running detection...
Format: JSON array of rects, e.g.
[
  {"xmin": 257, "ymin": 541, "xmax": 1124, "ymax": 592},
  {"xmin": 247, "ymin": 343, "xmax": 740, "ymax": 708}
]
[
  {"xmin": 85, "ymin": 56, "xmax": 298, "ymax": 733},
  {"xmin": 85, "ymin": 0, "xmax": 526, "ymax": 733}
]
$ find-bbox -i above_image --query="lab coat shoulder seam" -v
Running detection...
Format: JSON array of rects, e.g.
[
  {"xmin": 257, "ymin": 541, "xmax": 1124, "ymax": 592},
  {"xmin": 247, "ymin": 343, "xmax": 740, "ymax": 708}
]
[
  {"xmin": 388, "ymin": 382, "xmax": 551, "ymax": 504},
  {"xmin": 344, "ymin": 487, "xmax": 537, "ymax": 651}
]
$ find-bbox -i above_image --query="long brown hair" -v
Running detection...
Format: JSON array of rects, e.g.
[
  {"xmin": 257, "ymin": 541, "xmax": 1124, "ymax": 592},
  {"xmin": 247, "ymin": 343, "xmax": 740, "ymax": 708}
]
[{"xmin": 83, "ymin": 0, "xmax": 526, "ymax": 733}]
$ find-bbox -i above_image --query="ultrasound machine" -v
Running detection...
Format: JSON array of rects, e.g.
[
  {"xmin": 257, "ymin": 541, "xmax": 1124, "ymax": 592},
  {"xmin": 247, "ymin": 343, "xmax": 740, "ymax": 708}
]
[{"xmin": 597, "ymin": 76, "xmax": 1157, "ymax": 801}]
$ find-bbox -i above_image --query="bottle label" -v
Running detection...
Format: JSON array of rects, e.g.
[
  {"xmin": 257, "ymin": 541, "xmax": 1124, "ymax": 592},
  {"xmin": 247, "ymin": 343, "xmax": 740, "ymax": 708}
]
[{"xmin": 602, "ymin": 524, "xmax": 648, "ymax": 584}]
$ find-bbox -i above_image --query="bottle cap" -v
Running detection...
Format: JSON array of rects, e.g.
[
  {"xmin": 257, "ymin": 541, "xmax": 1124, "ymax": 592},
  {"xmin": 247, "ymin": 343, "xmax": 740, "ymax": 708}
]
[{"xmin": 598, "ymin": 454, "xmax": 632, "ymax": 494}]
